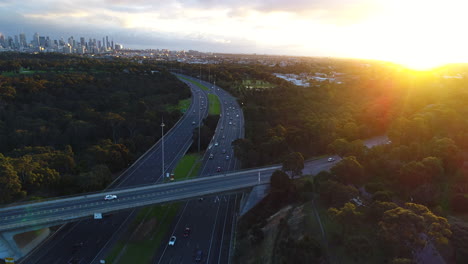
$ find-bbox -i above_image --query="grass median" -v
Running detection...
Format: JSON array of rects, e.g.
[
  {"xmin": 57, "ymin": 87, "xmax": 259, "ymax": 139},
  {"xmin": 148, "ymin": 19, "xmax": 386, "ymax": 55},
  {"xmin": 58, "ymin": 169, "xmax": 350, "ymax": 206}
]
[
  {"xmin": 166, "ymin": 98, "xmax": 191, "ymax": 113},
  {"xmin": 105, "ymin": 153, "xmax": 202, "ymax": 264},
  {"xmin": 208, "ymin": 93, "xmax": 221, "ymax": 115},
  {"xmin": 177, "ymin": 76, "xmax": 209, "ymax": 91}
]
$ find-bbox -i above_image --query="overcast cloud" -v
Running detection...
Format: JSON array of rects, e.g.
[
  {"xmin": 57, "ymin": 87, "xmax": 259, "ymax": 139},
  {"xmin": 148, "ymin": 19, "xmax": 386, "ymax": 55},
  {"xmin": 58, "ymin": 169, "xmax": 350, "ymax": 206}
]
[{"xmin": 1, "ymin": 0, "xmax": 467, "ymax": 62}]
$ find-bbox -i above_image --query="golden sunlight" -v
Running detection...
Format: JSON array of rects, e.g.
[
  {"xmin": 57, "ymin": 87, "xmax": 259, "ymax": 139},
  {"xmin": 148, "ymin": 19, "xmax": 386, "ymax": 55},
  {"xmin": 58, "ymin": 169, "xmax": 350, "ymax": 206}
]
[{"xmin": 339, "ymin": 0, "xmax": 468, "ymax": 70}]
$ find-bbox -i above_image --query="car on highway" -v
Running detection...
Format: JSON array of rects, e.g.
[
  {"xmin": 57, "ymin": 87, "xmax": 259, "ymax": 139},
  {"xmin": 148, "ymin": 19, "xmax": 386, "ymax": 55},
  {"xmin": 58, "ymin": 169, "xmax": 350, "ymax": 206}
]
[
  {"xmin": 192, "ymin": 121, "xmax": 196, "ymax": 125},
  {"xmin": 214, "ymin": 142, "xmax": 219, "ymax": 146},
  {"xmin": 327, "ymin": 157, "xmax": 335, "ymax": 162},
  {"xmin": 222, "ymin": 149, "xmax": 226, "ymax": 154},
  {"xmin": 217, "ymin": 166, "xmax": 221, "ymax": 172},
  {"xmin": 104, "ymin": 195, "xmax": 117, "ymax": 200},
  {"xmin": 184, "ymin": 227, "xmax": 191, "ymax": 237},
  {"xmin": 209, "ymin": 153, "xmax": 214, "ymax": 159},
  {"xmin": 195, "ymin": 250, "xmax": 203, "ymax": 262},
  {"xmin": 168, "ymin": 236, "xmax": 176, "ymax": 246},
  {"xmin": 229, "ymin": 121, "xmax": 232, "ymax": 125},
  {"xmin": 222, "ymin": 135, "xmax": 225, "ymax": 139},
  {"xmin": 226, "ymin": 155, "xmax": 230, "ymax": 160}
]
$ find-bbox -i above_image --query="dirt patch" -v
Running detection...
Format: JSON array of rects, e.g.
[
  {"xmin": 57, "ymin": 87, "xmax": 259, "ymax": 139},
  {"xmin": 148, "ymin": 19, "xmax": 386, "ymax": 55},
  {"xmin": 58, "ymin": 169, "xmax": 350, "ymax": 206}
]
[
  {"xmin": 14, "ymin": 228, "xmax": 49, "ymax": 248},
  {"xmin": 263, "ymin": 205, "xmax": 292, "ymax": 231}
]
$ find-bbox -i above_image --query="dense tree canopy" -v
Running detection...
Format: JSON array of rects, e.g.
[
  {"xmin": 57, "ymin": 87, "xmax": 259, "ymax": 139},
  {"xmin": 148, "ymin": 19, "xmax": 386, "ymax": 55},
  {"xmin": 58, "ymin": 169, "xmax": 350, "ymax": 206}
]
[{"xmin": 0, "ymin": 53, "xmax": 190, "ymax": 202}]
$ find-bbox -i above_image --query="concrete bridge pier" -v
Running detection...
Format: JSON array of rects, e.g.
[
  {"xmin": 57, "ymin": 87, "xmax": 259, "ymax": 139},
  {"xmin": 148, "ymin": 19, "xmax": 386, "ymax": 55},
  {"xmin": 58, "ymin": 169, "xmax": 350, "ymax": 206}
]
[
  {"xmin": 0, "ymin": 231, "xmax": 23, "ymax": 261},
  {"xmin": 0, "ymin": 227, "xmax": 51, "ymax": 262}
]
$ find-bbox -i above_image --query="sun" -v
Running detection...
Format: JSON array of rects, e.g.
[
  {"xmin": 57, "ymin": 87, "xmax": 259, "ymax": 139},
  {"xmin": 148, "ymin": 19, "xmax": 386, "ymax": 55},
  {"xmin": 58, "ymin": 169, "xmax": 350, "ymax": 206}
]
[
  {"xmin": 393, "ymin": 55, "xmax": 449, "ymax": 71},
  {"xmin": 337, "ymin": 0, "xmax": 468, "ymax": 71}
]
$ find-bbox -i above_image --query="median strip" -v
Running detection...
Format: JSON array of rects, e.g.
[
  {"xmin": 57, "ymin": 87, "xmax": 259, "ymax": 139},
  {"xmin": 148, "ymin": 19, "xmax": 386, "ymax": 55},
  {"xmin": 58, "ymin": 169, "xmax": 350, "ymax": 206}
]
[{"xmin": 105, "ymin": 153, "xmax": 202, "ymax": 264}]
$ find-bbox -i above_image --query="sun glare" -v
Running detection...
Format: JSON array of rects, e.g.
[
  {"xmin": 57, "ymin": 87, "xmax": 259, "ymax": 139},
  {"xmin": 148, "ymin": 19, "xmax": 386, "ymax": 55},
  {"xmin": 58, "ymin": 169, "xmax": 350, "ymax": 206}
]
[{"xmin": 334, "ymin": 0, "xmax": 468, "ymax": 71}]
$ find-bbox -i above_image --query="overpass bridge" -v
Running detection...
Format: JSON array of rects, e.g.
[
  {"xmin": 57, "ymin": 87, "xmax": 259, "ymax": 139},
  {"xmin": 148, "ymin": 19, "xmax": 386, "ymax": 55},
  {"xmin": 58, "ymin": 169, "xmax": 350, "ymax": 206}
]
[{"xmin": 0, "ymin": 165, "xmax": 281, "ymax": 233}]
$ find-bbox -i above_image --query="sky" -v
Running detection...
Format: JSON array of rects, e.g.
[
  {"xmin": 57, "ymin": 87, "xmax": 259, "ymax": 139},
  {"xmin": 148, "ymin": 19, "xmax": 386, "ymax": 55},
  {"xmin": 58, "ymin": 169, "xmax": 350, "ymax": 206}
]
[{"xmin": 1, "ymin": 0, "xmax": 468, "ymax": 69}]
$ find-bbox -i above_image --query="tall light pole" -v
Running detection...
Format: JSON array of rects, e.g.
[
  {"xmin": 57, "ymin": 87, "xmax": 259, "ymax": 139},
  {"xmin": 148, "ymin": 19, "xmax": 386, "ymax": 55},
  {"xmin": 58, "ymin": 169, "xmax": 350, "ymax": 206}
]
[
  {"xmin": 161, "ymin": 119, "xmax": 165, "ymax": 179},
  {"xmin": 198, "ymin": 95, "xmax": 201, "ymax": 153}
]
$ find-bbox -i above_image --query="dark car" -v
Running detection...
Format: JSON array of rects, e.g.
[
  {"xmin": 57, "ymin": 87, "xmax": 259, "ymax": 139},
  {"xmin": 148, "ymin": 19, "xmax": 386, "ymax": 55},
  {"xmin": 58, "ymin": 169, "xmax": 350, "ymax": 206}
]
[
  {"xmin": 195, "ymin": 250, "xmax": 203, "ymax": 262},
  {"xmin": 217, "ymin": 166, "xmax": 221, "ymax": 172},
  {"xmin": 184, "ymin": 227, "xmax": 191, "ymax": 237}
]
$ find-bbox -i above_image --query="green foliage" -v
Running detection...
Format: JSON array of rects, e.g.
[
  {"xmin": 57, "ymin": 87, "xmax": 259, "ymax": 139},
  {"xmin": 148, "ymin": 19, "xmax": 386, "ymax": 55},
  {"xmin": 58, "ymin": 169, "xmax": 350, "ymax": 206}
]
[
  {"xmin": 378, "ymin": 203, "xmax": 451, "ymax": 252},
  {"xmin": 0, "ymin": 53, "xmax": 190, "ymax": 202},
  {"xmin": 190, "ymin": 115, "xmax": 220, "ymax": 152},
  {"xmin": 270, "ymin": 170, "xmax": 292, "ymax": 192},
  {"xmin": 0, "ymin": 154, "xmax": 25, "ymax": 203},
  {"xmin": 328, "ymin": 202, "xmax": 363, "ymax": 235},
  {"xmin": 319, "ymin": 180, "xmax": 359, "ymax": 208},
  {"xmin": 331, "ymin": 156, "xmax": 366, "ymax": 185},
  {"xmin": 282, "ymin": 152, "xmax": 304, "ymax": 177}
]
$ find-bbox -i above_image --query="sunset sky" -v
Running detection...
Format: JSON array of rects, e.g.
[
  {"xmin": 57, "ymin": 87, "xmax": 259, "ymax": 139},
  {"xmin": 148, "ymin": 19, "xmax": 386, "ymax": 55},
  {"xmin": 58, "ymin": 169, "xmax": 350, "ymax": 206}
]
[{"xmin": 1, "ymin": 0, "xmax": 467, "ymax": 69}]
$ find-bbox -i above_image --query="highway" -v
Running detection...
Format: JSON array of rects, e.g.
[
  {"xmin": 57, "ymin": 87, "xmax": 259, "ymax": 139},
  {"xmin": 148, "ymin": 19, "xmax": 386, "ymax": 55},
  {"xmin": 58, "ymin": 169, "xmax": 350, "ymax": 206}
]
[
  {"xmin": 18, "ymin": 77, "xmax": 210, "ymax": 264},
  {"xmin": 153, "ymin": 77, "xmax": 245, "ymax": 264}
]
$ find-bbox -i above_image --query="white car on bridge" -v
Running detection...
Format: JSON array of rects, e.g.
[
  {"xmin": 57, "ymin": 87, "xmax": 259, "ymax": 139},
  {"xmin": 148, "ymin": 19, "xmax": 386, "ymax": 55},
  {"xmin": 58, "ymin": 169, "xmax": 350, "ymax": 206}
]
[{"xmin": 104, "ymin": 195, "xmax": 117, "ymax": 200}]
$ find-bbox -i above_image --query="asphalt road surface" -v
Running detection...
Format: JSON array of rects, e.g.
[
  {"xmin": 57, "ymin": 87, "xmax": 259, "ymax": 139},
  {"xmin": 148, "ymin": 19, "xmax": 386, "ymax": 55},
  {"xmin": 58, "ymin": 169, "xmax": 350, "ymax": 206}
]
[
  {"xmin": 19, "ymin": 78, "xmax": 210, "ymax": 264},
  {"xmin": 153, "ymin": 78, "xmax": 244, "ymax": 264}
]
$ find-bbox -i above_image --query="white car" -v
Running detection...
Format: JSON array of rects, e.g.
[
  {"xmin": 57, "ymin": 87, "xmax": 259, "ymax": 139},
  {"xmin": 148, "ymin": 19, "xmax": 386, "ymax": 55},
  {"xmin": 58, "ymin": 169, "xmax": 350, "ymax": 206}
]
[
  {"xmin": 104, "ymin": 195, "xmax": 117, "ymax": 200},
  {"xmin": 168, "ymin": 236, "xmax": 176, "ymax": 246},
  {"xmin": 327, "ymin": 157, "xmax": 335, "ymax": 162},
  {"xmin": 214, "ymin": 142, "xmax": 219, "ymax": 147}
]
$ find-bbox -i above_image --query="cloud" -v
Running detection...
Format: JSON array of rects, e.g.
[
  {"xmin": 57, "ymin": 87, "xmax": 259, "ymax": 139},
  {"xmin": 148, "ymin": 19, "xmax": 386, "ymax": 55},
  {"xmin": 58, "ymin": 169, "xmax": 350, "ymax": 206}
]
[{"xmin": 0, "ymin": 0, "xmax": 384, "ymax": 56}]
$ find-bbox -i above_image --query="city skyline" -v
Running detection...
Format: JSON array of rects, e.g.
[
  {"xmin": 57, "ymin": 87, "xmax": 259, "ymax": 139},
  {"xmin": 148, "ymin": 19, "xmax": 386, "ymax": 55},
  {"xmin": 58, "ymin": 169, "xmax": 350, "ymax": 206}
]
[
  {"xmin": 1, "ymin": 0, "xmax": 468, "ymax": 69},
  {"xmin": 0, "ymin": 31, "xmax": 122, "ymax": 54}
]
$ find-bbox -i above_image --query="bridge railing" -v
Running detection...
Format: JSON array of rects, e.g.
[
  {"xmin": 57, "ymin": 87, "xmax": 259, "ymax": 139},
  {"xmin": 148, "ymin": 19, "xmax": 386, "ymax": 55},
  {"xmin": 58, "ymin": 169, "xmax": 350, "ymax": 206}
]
[{"xmin": 0, "ymin": 164, "xmax": 282, "ymax": 210}]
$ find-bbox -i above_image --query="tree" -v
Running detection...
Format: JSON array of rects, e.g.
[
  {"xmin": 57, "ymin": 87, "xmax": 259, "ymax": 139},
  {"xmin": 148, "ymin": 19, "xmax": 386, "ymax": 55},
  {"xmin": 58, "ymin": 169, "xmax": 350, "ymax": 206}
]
[
  {"xmin": 0, "ymin": 155, "xmax": 25, "ymax": 203},
  {"xmin": 328, "ymin": 138, "xmax": 349, "ymax": 157},
  {"xmin": 329, "ymin": 202, "xmax": 363, "ymax": 235},
  {"xmin": 282, "ymin": 152, "xmax": 304, "ymax": 177},
  {"xmin": 398, "ymin": 159, "xmax": 437, "ymax": 192},
  {"xmin": 331, "ymin": 156, "xmax": 366, "ymax": 185},
  {"xmin": 270, "ymin": 170, "xmax": 291, "ymax": 192},
  {"xmin": 320, "ymin": 180, "xmax": 359, "ymax": 208},
  {"xmin": 378, "ymin": 203, "xmax": 451, "ymax": 255},
  {"xmin": 450, "ymin": 220, "xmax": 468, "ymax": 261}
]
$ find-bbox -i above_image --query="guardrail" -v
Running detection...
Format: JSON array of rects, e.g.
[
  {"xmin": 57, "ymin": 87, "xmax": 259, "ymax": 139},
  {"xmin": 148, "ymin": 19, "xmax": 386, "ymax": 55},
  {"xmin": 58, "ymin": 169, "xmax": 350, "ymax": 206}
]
[{"xmin": 0, "ymin": 177, "xmax": 263, "ymax": 232}]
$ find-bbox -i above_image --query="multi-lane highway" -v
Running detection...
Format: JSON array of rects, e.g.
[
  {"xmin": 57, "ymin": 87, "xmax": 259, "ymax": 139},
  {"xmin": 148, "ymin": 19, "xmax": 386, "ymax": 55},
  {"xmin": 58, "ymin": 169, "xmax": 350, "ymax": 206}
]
[
  {"xmin": 153, "ymin": 77, "xmax": 245, "ymax": 264},
  {"xmin": 18, "ymin": 77, "xmax": 210, "ymax": 264}
]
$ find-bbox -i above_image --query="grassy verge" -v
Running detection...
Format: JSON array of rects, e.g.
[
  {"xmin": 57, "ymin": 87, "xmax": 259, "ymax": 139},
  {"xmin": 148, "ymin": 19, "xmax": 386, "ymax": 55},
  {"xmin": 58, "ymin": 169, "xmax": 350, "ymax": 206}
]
[
  {"xmin": 173, "ymin": 153, "xmax": 202, "ymax": 180},
  {"xmin": 177, "ymin": 76, "xmax": 209, "ymax": 91},
  {"xmin": 207, "ymin": 94, "xmax": 221, "ymax": 115},
  {"xmin": 105, "ymin": 204, "xmax": 181, "ymax": 264},
  {"xmin": 166, "ymin": 98, "xmax": 191, "ymax": 113},
  {"xmin": 105, "ymin": 153, "xmax": 202, "ymax": 263}
]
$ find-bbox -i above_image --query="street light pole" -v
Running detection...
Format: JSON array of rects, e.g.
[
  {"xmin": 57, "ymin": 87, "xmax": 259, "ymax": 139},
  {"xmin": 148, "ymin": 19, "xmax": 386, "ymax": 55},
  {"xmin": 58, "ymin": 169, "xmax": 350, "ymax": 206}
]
[
  {"xmin": 161, "ymin": 120, "xmax": 165, "ymax": 179},
  {"xmin": 198, "ymin": 95, "xmax": 201, "ymax": 153}
]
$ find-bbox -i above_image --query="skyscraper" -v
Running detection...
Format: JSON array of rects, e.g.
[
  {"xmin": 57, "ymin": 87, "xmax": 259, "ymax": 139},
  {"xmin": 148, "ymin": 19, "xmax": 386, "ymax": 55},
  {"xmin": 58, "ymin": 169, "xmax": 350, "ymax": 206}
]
[
  {"xmin": 14, "ymin": 35, "xmax": 19, "ymax": 48},
  {"xmin": 33, "ymin": 32, "xmax": 40, "ymax": 47},
  {"xmin": 19, "ymin": 33, "xmax": 26, "ymax": 48}
]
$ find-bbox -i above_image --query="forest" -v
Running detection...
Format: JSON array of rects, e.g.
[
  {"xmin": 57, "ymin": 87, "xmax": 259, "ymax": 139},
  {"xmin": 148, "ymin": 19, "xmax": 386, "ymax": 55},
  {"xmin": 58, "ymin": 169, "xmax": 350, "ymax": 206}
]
[
  {"xmin": 173, "ymin": 60, "xmax": 468, "ymax": 262},
  {"xmin": 0, "ymin": 53, "xmax": 190, "ymax": 203}
]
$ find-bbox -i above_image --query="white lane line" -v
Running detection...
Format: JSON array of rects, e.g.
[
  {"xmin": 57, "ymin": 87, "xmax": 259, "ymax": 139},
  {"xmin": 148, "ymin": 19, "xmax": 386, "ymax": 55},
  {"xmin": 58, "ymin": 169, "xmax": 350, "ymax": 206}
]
[
  {"xmin": 207, "ymin": 196, "xmax": 222, "ymax": 264},
  {"xmin": 156, "ymin": 201, "xmax": 189, "ymax": 264},
  {"xmin": 227, "ymin": 194, "xmax": 239, "ymax": 264},
  {"xmin": 217, "ymin": 195, "xmax": 231, "ymax": 264}
]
